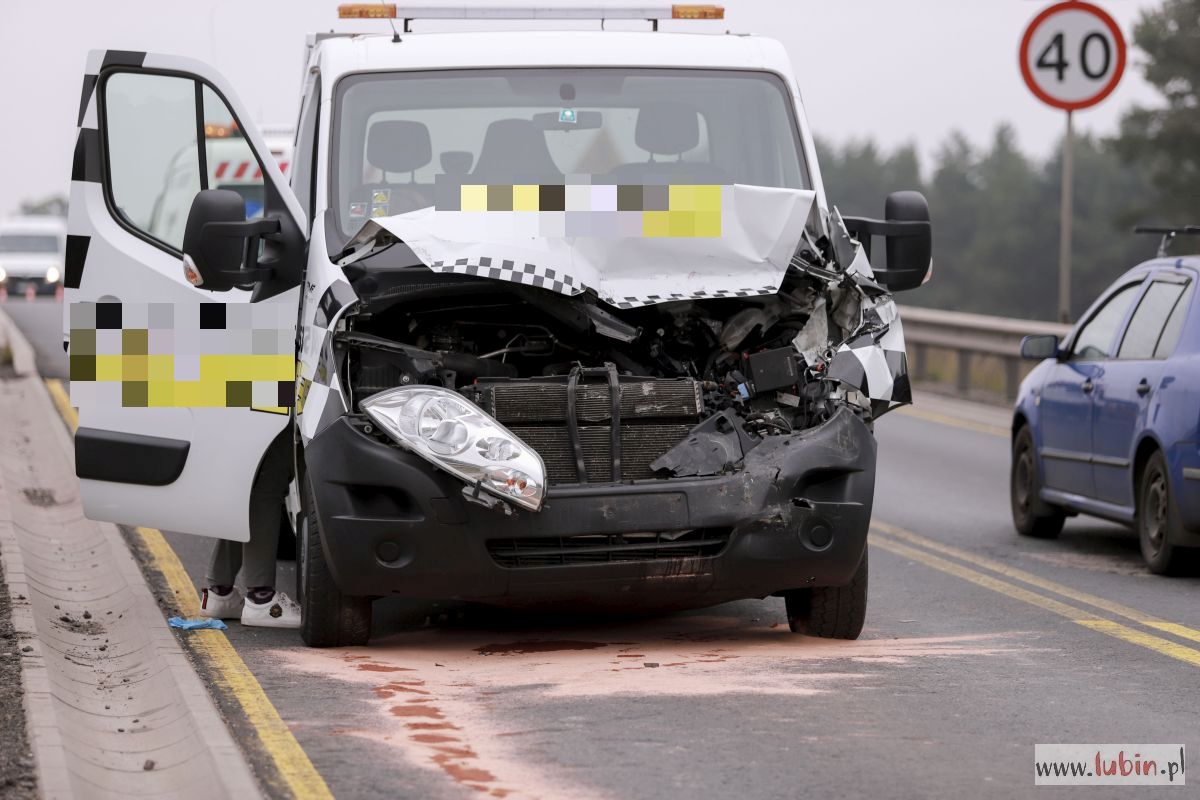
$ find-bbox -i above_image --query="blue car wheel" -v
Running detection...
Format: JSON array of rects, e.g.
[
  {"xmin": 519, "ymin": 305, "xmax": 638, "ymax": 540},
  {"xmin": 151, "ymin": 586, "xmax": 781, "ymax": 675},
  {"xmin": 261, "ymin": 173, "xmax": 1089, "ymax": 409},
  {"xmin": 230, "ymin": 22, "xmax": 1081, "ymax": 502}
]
[
  {"xmin": 1137, "ymin": 451, "xmax": 1196, "ymax": 575},
  {"xmin": 1011, "ymin": 426, "xmax": 1065, "ymax": 539}
]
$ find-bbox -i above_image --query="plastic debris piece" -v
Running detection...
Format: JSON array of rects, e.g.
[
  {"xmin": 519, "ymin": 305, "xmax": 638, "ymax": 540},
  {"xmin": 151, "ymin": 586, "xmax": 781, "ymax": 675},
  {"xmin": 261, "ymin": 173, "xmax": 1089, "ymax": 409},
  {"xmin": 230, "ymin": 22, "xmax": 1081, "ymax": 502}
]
[{"xmin": 167, "ymin": 616, "xmax": 228, "ymax": 631}]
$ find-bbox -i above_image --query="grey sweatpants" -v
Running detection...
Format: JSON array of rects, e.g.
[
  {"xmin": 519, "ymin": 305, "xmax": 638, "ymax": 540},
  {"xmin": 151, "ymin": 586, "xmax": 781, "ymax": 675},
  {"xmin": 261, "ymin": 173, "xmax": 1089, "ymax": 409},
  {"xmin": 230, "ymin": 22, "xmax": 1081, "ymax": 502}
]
[{"xmin": 204, "ymin": 440, "xmax": 292, "ymax": 590}]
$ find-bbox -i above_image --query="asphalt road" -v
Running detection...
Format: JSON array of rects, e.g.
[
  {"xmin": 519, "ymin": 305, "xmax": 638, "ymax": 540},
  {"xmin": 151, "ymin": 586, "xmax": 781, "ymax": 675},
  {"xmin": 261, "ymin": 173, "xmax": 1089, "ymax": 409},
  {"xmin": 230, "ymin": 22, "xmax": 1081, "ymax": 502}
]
[{"xmin": 10, "ymin": 300, "xmax": 1198, "ymax": 799}]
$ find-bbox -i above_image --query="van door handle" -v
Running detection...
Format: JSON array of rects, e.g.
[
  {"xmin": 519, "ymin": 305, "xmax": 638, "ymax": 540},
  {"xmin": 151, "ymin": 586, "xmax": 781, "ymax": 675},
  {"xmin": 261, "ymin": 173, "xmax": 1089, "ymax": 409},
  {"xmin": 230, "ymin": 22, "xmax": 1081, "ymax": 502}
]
[
  {"xmin": 1081, "ymin": 379, "xmax": 1094, "ymax": 394},
  {"xmin": 1136, "ymin": 379, "xmax": 1151, "ymax": 397}
]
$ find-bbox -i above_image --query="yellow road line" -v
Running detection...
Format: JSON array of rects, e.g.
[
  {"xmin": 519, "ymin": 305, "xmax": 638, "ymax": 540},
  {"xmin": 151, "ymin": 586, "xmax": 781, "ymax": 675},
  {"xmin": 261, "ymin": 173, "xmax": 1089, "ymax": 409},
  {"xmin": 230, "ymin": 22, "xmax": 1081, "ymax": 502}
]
[
  {"xmin": 874, "ymin": 520, "xmax": 1200, "ymax": 645},
  {"xmin": 895, "ymin": 404, "xmax": 1009, "ymax": 438},
  {"xmin": 871, "ymin": 534, "xmax": 1200, "ymax": 668},
  {"xmin": 45, "ymin": 377, "xmax": 76, "ymax": 428},
  {"xmin": 132, "ymin": 527, "xmax": 332, "ymax": 800},
  {"xmin": 45, "ymin": 379, "xmax": 333, "ymax": 800}
]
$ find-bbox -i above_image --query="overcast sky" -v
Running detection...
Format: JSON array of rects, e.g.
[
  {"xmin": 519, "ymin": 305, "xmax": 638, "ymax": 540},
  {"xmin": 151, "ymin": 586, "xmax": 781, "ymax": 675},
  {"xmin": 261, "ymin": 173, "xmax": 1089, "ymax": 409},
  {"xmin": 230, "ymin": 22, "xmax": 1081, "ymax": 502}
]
[{"xmin": 0, "ymin": 0, "xmax": 1163, "ymax": 217}]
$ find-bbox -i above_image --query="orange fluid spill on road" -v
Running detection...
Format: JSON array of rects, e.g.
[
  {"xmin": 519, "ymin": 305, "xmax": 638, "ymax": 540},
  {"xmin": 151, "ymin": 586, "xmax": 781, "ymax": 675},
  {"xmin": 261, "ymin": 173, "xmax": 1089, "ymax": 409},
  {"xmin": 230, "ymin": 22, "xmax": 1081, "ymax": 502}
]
[
  {"xmin": 389, "ymin": 705, "xmax": 444, "ymax": 719},
  {"xmin": 474, "ymin": 640, "xmax": 607, "ymax": 655},
  {"xmin": 274, "ymin": 616, "xmax": 1034, "ymax": 799},
  {"xmin": 411, "ymin": 734, "xmax": 458, "ymax": 744},
  {"xmin": 356, "ymin": 662, "xmax": 413, "ymax": 672}
]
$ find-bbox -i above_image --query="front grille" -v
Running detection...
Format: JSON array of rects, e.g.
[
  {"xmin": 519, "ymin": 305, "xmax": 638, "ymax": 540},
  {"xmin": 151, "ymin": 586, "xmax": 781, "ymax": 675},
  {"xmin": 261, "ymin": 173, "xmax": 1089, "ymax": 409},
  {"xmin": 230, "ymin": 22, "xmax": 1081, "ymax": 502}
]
[
  {"xmin": 487, "ymin": 529, "xmax": 731, "ymax": 568},
  {"xmin": 478, "ymin": 376, "xmax": 702, "ymax": 484}
]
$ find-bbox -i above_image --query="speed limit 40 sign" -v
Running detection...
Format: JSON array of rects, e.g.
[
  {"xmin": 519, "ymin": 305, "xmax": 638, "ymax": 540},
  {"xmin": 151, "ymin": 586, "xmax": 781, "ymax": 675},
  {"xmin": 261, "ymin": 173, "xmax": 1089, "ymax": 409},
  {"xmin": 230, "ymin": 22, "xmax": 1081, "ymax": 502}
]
[{"xmin": 1020, "ymin": 1, "xmax": 1126, "ymax": 110}]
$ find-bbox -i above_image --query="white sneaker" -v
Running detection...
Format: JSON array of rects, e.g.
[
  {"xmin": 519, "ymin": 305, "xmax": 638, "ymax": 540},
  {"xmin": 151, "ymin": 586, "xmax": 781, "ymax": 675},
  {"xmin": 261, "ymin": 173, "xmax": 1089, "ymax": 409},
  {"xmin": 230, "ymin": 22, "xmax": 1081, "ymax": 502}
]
[
  {"xmin": 199, "ymin": 587, "xmax": 244, "ymax": 619},
  {"xmin": 240, "ymin": 591, "xmax": 301, "ymax": 629}
]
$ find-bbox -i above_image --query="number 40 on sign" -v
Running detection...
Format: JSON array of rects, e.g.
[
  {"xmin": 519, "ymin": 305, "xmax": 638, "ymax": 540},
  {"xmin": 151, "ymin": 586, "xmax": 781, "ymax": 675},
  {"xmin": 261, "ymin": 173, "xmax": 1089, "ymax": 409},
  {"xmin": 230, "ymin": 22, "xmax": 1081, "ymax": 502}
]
[{"xmin": 1020, "ymin": 0, "xmax": 1125, "ymax": 112}]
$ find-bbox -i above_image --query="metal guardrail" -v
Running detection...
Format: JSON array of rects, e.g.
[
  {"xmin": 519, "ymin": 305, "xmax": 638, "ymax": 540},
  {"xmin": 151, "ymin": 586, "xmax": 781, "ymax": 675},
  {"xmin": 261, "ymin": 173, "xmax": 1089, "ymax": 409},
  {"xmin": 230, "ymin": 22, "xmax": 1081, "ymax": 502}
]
[{"xmin": 899, "ymin": 305, "xmax": 1072, "ymax": 402}]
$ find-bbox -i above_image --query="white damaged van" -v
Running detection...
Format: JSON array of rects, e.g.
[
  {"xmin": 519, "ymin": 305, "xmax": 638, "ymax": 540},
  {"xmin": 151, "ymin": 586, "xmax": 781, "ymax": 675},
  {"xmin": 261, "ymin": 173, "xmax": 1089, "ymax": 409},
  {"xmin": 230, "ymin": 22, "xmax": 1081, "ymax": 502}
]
[{"xmin": 65, "ymin": 5, "xmax": 931, "ymax": 646}]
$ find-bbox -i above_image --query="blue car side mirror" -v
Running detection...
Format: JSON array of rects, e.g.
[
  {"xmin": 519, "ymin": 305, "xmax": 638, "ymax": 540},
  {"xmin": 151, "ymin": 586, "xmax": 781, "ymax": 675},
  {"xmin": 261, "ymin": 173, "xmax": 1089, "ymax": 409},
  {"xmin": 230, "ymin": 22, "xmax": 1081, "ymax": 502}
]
[{"xmin": 1020, "ymin": 334, "xmax": 1060, "ymax": 361}]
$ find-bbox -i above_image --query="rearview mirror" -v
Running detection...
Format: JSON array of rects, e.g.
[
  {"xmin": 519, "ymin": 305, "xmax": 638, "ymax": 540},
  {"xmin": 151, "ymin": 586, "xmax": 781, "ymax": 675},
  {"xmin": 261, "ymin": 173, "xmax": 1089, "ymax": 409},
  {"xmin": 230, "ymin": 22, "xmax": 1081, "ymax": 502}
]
[
  {"xmin": 531, "ymin": 110, "xmax": 603, "ymax": 131},
  {"xmin": 1020, "ymin": 334, "xmax": 1060, "ymax": 361},
  {"xmin": 842, "ymin": 191, "xmax": 933, "ymax": 292},
  {"xmin": 182, "ymin": 189, "xmax": 278, "ymax": 291}
]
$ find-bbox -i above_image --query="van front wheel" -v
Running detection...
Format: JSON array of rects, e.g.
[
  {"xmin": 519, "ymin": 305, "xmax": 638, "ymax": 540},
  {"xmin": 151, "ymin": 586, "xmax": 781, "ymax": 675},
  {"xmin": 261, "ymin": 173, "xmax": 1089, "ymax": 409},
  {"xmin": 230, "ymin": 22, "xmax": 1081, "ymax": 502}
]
[
  {"xmin": 299, "ymin": 476, "xmax": 372, "ymax": 647},
  {"xmin": 784, "ymin": 550, "xmax": 868, "ymax": 639}
]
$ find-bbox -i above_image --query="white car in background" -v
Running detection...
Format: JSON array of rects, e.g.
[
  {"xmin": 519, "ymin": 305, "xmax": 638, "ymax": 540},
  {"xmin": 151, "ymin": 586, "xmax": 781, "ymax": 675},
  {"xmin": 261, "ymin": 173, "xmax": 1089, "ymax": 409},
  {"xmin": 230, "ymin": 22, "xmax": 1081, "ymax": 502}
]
[{"xmin": 0, "ymin": 216, "xmax": 66, "ymax": 295}]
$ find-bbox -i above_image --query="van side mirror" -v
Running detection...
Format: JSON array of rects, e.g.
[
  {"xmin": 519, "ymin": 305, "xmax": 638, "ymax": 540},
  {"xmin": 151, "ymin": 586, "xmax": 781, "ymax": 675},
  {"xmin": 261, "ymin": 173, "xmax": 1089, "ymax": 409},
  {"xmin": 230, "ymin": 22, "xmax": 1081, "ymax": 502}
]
[
  {"xmin": 841, "ymin": 190, "xmax": 933, "ymax": 292},
  {"xmin": 1020, "ymin": 334, "xmax": 1060, "ymax": 361},
  {"xmin": 182, "ymin": 189, "xmax": 278, "ymax": 291}
]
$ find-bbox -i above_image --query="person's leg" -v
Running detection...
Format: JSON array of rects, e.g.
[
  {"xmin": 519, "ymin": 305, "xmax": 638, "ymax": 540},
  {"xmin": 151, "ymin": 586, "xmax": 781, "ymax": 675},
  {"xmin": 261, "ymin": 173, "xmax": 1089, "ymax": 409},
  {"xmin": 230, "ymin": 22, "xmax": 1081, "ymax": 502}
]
[
  {"xmin": 200, "ymin": 539, "xmax": 244, "ymax": 618},
  {"xmin": 239, "ymin": 438, "xmax": 301, "ymax": 628},
  {"xmin": 240, "ymin": 442, "xmax": 290, "ymax": 592},
  {"xmin": 205, "ymin": 538, "xmax": 242, "ymax": 588}
]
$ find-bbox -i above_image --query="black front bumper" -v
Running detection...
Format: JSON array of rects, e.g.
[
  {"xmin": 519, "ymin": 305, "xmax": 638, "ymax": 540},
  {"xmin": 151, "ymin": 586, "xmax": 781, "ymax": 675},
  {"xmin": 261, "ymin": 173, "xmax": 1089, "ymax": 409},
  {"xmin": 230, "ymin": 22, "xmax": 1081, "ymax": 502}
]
[{"xmin": 304, "ymin": 406, "xmax": 876, "ymax": 609}]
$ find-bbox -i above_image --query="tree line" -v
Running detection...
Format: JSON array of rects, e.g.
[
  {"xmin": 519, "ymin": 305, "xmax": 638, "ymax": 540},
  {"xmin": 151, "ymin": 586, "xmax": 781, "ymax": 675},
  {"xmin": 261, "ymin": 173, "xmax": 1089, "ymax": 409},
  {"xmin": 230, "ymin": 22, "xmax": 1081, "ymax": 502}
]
[{"xmin": 818, "ymin": 0, "xmax": 1199, "ymax": 322}]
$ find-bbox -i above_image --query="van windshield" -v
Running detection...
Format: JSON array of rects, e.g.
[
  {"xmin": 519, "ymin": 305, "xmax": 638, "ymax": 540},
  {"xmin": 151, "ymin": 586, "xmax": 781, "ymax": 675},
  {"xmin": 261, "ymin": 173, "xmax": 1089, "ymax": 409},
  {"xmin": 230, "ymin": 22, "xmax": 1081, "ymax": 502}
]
[
  {"xmin": 0, "ymin": 234, "xmax": 59, "ymax": 253},
  {"xmin": 331, "ymin": 68, "xmax": 808, "ymax": 238}
]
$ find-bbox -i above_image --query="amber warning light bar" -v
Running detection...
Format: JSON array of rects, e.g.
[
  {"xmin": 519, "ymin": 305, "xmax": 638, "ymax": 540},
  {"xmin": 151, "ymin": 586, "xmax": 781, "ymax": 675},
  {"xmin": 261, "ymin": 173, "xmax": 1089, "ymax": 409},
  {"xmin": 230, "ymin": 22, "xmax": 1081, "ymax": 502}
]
[{"xmin": 337, "ymin": 4, "xmax": 723, "ymax": 21}]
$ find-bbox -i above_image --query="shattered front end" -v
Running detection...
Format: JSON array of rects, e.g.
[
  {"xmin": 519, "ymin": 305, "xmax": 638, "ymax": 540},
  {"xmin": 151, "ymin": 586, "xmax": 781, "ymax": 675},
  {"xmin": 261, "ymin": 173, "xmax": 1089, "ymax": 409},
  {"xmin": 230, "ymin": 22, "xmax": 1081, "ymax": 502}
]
[{"xmin": 303, "ymin": 185, "xmax": 919, "ymax": 607}]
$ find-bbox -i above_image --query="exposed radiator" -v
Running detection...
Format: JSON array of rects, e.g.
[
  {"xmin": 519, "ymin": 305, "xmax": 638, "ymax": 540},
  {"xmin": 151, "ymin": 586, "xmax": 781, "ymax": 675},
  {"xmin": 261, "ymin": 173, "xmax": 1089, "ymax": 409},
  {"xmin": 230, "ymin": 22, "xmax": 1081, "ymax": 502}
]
[
  {"xmin": 509, "ymin": 423, "xmax": 693, "ymax": 483},
  {"xmin": 484, "ymin": 379, "xmax": 702, "ymax": 423},
  {"xmin": 475, "ymin": 375, "xmax": 702, "ymax": 484}
]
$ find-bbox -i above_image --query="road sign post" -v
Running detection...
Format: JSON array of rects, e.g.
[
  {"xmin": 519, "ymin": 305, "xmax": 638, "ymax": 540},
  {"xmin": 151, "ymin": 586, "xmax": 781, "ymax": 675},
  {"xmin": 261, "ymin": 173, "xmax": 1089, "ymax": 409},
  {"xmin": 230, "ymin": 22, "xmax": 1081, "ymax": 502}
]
[
  {"xmin": 1059, "ymin": 110, "xmax": 1073, "ymax": 325},
  {"xmin": 1020, "ymin": 1, "xmax": 1126, "ymax": 323}
]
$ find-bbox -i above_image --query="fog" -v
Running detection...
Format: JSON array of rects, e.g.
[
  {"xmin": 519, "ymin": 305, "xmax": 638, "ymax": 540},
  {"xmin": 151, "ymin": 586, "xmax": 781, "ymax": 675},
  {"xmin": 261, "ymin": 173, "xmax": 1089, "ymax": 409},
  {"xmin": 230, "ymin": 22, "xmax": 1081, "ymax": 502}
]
[{"xmin": 0, "ymin": 0, "xmax": 1161, "ymax": 216}]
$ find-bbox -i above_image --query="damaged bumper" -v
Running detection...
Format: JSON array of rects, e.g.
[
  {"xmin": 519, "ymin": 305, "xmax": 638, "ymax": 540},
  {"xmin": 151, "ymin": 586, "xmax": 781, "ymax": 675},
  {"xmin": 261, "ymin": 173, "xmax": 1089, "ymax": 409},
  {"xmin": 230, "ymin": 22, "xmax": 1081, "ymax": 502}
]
[{"xmin": 304, "ymin": 405, "xmax": 875, "ymax": 606}]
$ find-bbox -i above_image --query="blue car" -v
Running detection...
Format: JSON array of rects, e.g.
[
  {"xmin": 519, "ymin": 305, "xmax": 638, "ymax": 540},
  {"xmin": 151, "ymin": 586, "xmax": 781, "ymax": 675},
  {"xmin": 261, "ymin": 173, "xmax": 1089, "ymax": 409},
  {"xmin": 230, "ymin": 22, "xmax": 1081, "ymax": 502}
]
[{"xmin": 1011, "ymin": 254, "xmax": 1200, "ymax": 574}]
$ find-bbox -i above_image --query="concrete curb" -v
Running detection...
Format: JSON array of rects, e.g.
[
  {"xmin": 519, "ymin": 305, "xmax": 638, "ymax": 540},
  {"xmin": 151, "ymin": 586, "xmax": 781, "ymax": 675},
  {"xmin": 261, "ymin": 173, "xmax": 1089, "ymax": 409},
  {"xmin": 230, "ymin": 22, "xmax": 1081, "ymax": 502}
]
[
  {"xmin": 0, "ymin": 313, "xmax": 264, "ymax": 798},
  {"xmin": 0, "ymin": 305, "xmax": 38, "ymax": 376}
]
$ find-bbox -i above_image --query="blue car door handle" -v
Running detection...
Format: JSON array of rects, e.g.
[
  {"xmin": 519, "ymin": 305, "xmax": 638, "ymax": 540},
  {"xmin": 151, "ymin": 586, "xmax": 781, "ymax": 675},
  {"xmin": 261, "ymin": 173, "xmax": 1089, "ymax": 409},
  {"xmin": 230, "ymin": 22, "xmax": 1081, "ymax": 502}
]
[
  {"xmin": 1136, "ymin": 379, "xmax": 1151, "ymax": 397},
  {"xmin": 1082, "ymin": 379, "xmax": 1094, "ymax": 394}
]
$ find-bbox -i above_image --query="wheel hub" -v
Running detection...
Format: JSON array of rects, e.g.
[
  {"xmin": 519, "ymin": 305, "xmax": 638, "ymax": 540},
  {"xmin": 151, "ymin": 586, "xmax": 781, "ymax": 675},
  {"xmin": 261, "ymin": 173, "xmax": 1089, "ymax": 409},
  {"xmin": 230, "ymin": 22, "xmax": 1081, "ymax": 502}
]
[{"xmin": 1144, "ymin": 473, "xmax": 1168, "ymax": 552}]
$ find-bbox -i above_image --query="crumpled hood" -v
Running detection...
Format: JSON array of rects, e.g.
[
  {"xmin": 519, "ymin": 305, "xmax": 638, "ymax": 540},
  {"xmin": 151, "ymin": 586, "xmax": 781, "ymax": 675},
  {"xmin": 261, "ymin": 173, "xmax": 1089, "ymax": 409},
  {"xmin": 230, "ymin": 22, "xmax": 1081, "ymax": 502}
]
[
  {"xmin": 340, "ymin": 184, "xmax": 814, "ymax": 309},
  {"xmin": 336, "ymin": 187, "xmax": 912, "ymax": 415}
]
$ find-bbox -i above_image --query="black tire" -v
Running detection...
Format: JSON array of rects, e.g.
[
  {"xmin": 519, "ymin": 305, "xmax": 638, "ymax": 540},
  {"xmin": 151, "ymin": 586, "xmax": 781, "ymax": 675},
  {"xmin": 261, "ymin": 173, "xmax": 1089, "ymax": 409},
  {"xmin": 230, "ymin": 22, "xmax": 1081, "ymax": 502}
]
[
  {"xmin": 784, "ymin": 550, "xmax": 868, "ymax": 639},
  {"xmin": 1010, "ymin": 425, "xmax": 1065, "ymax": 539},
  {"xmin": 299, "ymin": 475, "xmax": 372, "ymax": 647},
  {"xmin": 1137, "ymin": 451, "xmax": 1195, "ymax": 576}
]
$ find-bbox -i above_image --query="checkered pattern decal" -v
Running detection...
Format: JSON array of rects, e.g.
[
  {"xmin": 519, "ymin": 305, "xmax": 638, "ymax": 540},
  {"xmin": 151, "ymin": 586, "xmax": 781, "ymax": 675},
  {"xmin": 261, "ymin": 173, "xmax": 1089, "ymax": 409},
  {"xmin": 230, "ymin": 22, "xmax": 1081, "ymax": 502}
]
[
  {"xmin": 825, "ymin": 301, "xmax": 911, "ymax": 406},
  {"xmin": 601, "ymin": 285, "xmax": 783, "ymax": 310},
  {"xmin": 435, "ymin": 183, "xmax": 723, "ymax": 238},
  {"xmin": 426, "ymin": 257, "xmax": 583, "ymax": 295},
  {"xmin": 68, "ymin": 302, "xmax": 295, "ymax": 409},
  {"xmin": 423, "ymin": 257, "xmax": 776, "ymax": 309}
]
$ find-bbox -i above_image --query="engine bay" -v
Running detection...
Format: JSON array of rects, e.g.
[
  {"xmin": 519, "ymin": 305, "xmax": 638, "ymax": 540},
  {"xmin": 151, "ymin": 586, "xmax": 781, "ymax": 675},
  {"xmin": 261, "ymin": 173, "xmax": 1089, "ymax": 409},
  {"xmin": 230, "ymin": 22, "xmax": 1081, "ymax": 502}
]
[{"xmin": 332, "ymin": 219, "xmax": 903, "ymax": 486}]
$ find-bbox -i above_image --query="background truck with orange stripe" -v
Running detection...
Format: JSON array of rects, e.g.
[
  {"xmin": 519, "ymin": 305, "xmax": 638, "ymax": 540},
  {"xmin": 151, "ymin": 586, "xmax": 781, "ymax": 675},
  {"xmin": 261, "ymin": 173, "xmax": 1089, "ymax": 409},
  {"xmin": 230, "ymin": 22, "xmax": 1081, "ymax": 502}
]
[{"xmin": 148, "ymin": 123, "xmax": 292, "ymax": 248}]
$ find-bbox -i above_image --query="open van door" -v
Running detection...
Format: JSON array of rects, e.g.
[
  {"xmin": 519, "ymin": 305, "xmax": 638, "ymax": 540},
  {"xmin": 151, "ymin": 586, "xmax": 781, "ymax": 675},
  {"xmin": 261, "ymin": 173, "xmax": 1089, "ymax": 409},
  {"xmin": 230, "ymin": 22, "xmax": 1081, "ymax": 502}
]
[{"xmin": 65, "ymin": 50, "xmax": 306, "ymax": 541}]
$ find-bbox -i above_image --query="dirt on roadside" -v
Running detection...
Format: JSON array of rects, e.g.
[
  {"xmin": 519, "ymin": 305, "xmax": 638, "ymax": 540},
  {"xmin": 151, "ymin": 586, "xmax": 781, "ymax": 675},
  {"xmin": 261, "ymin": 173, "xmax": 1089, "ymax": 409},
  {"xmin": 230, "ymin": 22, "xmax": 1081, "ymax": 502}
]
[{"xmin": 0, "ymin": 556, "xmax": 38, "ymax": 800}]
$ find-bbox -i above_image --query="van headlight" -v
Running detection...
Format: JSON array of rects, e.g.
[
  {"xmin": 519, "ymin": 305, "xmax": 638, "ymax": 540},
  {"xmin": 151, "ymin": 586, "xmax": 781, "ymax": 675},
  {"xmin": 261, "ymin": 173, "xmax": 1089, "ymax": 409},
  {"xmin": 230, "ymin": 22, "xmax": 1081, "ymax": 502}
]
[
  {"xmin": 360, "ymin": 386, "xmax": 546, "ymax": 511},
  {"xmin": 0, "ymin": 264, "xmax": 7, "ymax": 283},
  {"xmin": 45, "ymin": 266, "xmax": 61, "ymax": 284}
]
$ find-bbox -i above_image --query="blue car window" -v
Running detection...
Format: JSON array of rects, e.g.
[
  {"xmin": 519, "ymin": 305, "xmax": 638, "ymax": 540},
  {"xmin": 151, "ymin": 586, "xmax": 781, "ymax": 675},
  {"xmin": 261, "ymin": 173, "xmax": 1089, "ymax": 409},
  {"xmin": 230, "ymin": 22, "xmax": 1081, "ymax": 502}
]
[
  {"xmin": 1118, "ymin": 281, "xmax": 1188, "ymax": 360},
  {"xmin": 1153, "ymin": 282, "xmax": 1193, "ymax": 359},
  {"xmin": 1071, "ymin": 282, "xmax": 1141, "ymax": 361}
]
